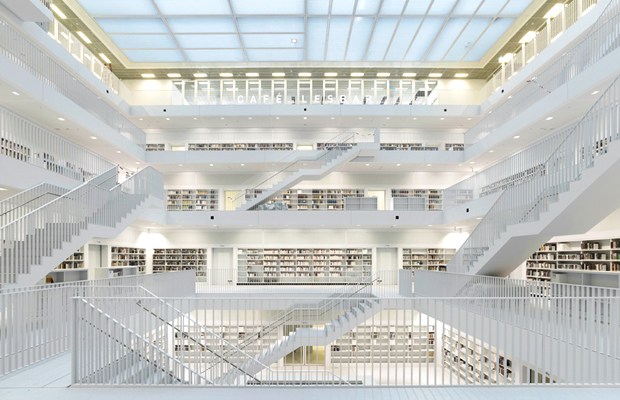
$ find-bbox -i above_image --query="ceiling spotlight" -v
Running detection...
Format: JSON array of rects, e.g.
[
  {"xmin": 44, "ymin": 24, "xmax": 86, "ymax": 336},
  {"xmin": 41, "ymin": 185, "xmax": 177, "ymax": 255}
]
[
  {"xmin": 546, "ymin": 116, "xmax": 553, "ymax": 120},
  {"xmin": 76, "ymin": 31, "xmax": 92, "ymax": 43},
  {"xmin": 167, "ymin": 73, "xmax": 181, "ymax": 78},
  {"xmin": 413, "ymin": 117, "xmax": 417, "ymax": 120},
  {"xmin": 50, "ymin": 4, "xmax": 67, "ymax": 19},
  {"xmin": 210, "ymin": 164, "xmax": 214, "ymax": 166},
  {"xmin": 246, "ymin": 72, "xmax": 259, "ymax": 77},
  {"xmin": 489, "ymin": 150, "xmax": 494, "ymax": 153},
  {"xmin": 403, "ymin": 73, "xmax": 416, "ymax": 77},
  {"xmin": 135, "ymin": 162, "xmax": 140, "ymax": 165},
  {"xmin": 179, "ymin": 164, "xmax": 183, "ymax": 166},
  {"xmin": 298, "ymin": 72, "xmax": 312, "ymax": 77},
  {"xmin": 193, "ymin": 117, "xmax": 198, "ymax": 120},
  {"xmin": 324, "ymin": 72, "xmax": 338, "ymax": 77},
  {"xmin": 519, "ymin": 31, "xmax": 536, "ymax": 43},
  {"xmin": 514, "ymin": 135, "xmax": 520, "ymax": 139},
  {"xmin": 467, "ymin": 118, "xmax": 471, "ymax": 120},
  {"xmin": 476, "ymin": 217, "xmax": 482, "ymax": 220},
  {"xmin": 117, "ymin": 150, "xmax": 121, "ymax": 153},
  {"xmin": 499, "ymin": 53, "xmax": 514, "ymax": 63},
  {"xmin": 99, "ymin": 53, "xmax": 112, "ymax": 64},
  {"xmin": 386, "ymin": 117, "xmax": 390, "ymax": 120},
  {"xmin": 365, "ymin": 163, "xmax": 370, "ymax": 166},
  {"xmin": 376, "ymin": 72, "xmax": 390, "ymax": 77},
  {"xmin": 220, "ymin": 73, "xmax": 233, "ymax": 77},
  {"xmin": 141, "ymin": 73, "xmax": 155, "ymax": 78},
  {"xmin": 11, "ymin": 91, "xmax": 19, "ymax": 96},
  {"xmin": 469, "ymin": 161, "xmax": 475, "ymax": 164},
  {"xmin": 592, "ymin": 91, "xmax": 600, "ymax": 95},
  {"xmin": 90, "ymin": 136, "xmax": 97, "ymax": 139},
  {"xmin": 331, "ymin": 117, "xmax": 335, "ymax": 119},
  {"xmin": 58, "ymin": 117, "xmax": 65, "ymax": 121},
  {"xmin": 221, "ymin": 117, "xmax": 225, "ymax": 120},
  {"xmin": 193, "ymin": 73, "xmax": 207, "ymax": 78},
  {"xmin": 428, "ymin": 225, "xmax": 433, "ymax": 227},
  {"xmin": 454, "ymin": 73, "xmax": 468, "ymax": 78},
  {"xmin": 397, "ymin": 164, "xmax": 401, "ymax": 166},
  {"xmin": 458, "ymin": 164, "xmax": 463, "ymax": 167},
  {"xmin": 351, "ymin": 72, "xmax": 364, "ymax": 77},
  {"xmin": 272, "ymin": 72, "xmax": 285, "ymax": 77},
  {"xmin": 240, "ymin": 164, "xmax": 245, "ymax": 166},
  {"xmin": 248, "ymin": 117, "xmax": 252, "ymax": 119},
  {"xmin": 291, "ymin": 38, "xmax": 297, "ymax": 44},
  {"xmin": 544, "ymin": 4, "xmax": 564, "ymax": 19},
  {"xmin": 440, "ymin": 117, "xmax": 444, "ymax": 120},
  {"xmin": 0, "ymin": 187, "xmax": 7, "ymax": 191},
  {"xmin": 303, "ymin": 117, "xmax": 307, "ymax": 119},
  {"xmin": 165, "ymin": 117, "xmax": 170, "ymax": 120},
  {"xmin": 427, "ymin": 164, "xmax": 431, "ymax": 167},
  {"xmin": 275, "ymin": 117, "xmax": 280, "ymax": 119},
  {"xmin": 428, "ymin": 73, "xmax": 442, "ymax": 78}
]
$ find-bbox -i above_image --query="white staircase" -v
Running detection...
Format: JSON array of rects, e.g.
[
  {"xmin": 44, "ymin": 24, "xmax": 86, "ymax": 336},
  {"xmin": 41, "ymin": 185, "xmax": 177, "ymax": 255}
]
[
  {"xmin": 0, "ymin": 166, "xmax": 165, "ymax": 287},
  {"xmin": 448, "ymin": 75, "xmax": 620, "ymax": 277}
]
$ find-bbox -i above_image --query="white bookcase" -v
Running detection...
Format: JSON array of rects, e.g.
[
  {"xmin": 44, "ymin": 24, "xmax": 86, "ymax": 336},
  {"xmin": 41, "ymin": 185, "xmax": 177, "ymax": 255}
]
[
  {"xmin": 111, "ymin": 247, "xmax": 146, "ymax": 274},
  {"xmin": 47, "ymin": 246, "xmax": 87, "ymax": 283},
  {"xmin": 391, "ymin": 189, "xmax": 443, "ymax": 211},
  {"xmin": 237, "ymin": 247, "xmax": 372, "ymax": 284},
  {"xmin": 402, "ymin": 248, "xmax": 455, "ymax": 274},
  {"xmin": 167, "ymin": 189, "xmax": 219, "ymax": 211},
  {"xmin": 153, "ymin": 248, "xmax": 208, "ymax": 278},
  {"xmin": 146, "ymin": 143, "xmax": 165, "ymax": 151},
  {"xmin": 380, "ymin": 143, "xmax": 440, "ymax": 151},
  {"xmin": 251, "ymin": 189, "xmax": 366, "ymax": 211},
  {"xmin": 188, "ymin": 143, "xmax": 294, "ymax": 151},
  {"xmin": 330, "ymin": 324, "xmax": 435, "ymax": 363}
]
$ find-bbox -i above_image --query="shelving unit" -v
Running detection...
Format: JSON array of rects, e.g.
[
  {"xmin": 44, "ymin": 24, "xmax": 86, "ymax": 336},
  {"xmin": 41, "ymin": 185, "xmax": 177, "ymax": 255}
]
[
  {"xmin": 188, "ymin": 143, "xmax": 294, "ymax": 151},
  {"xmin": 153, "ymin": 248, "xmax": 208, "ymax": 279},
  {"xmin": 330, "ymin": 324, "xmax": 435, "ymax": 363},
  {"xmin": 47, "ymin": 246, "xmax": 87, "ymax": 283},
  {"xmin": 526, "ymin": 240, "xmax": 620, "ymax": 283},
  {"xmin": 146, "ymin": 143, "xmax": 166, "ymax": 151},
  {"xmin": 391, "ymin": 189, "xmax": 443, "ymax": 211},
  {"xmin": 402, "ymin": 248, "xmax": 455, "ymax": 274},
  {"xmin": 445, "ymin": 143, "xmax": 465, "ymax": 151},
  {"xmin": 379, "ymin": 143, "xmax": 440, "ymax": 151},
  {"xmin": 259, "ymin": 189, "xmax": 366, "ymax": 211},
  {"xmin": 237, "ymin": 247, "xmax": 372, "ymax": 284},
  {"xmin": 344, "ymin": 197, "xmax": 378, "ymax": 211},
  {"xmin": 442, "ymin": 329, "xmax": 513, "ymax": 384},
  {"xmin": 167, "ymin": 189, "xmax": 219, "ymax": 211},
  {"xmin": 111, "ymin": 247, "xmax": 146, "ymax": 274},
  {"xmin": 1, "ymin": 137, "xmax": 30, "ymax": 161},
  {"xmin": 316, "ymin": 143, "xmax": 355, "ymax": 150}
]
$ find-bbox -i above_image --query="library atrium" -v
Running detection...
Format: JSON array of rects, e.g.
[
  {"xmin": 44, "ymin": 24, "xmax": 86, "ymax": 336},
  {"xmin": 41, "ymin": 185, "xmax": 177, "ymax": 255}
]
[{"xmin": 1, "ymin": 0, "xmax": 620, "ymax": 399}]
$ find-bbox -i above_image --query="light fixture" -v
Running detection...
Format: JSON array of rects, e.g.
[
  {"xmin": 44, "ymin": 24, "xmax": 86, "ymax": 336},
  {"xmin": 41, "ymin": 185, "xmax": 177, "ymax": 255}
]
[
  {"xmin": 303, "ymin": 117, "xmax": 307, "ymax": 120},
  {"xmin": 331, "ymin": 117, "xmax": 335, "ymax": 119},
  {"xmin": 428, "ymin": 225, "xmax": 433, "ymax": 227},
  {"xmin": 365, "ymin": 163, "xmax": 370, "ymax": 166},
  {"xmin": 489, "ymin": 150, "xmax": 494, "ymax": 153},
  {"xmin": 413, "ymin": 117, "xmax": 417, "ymax": 120},
  {"xmin": 499, "ymin": 53, "xmax": 514, "ymax": 63},
  {"xmin": 403, "ymin": 73, "xmax": 416, "ymax": 77},
  {"xmin": 454, "ymin": 73, "xmax": 468, "ymax": 78},
  {"xmin": 275, "ymin": 117, "xmax": 280, "ymax": 119},
  {"xmin": 50, "ymin": 4, "xmax": 67, "ymax": 19},
  {"xmin": 209, "ymin": 164, "xmax": 214, "ymax": 166},
  {"xmin": 298, "ymin": 72, "xmax": 312, "ymax": 77},
  {"xmin": 291, "ymin": 38, "xmax": 297, "ymax": 44},
  {"xmin": 139, "ymin": 118, "xmax": 143, "ymax": 121},
  {"xmin": 165, "ymin": 117, "xmax": 170, "ymax": 121},
  {"xmin": 193, "ymin": 73, "xmax": 207, "ymax": 78},
  {"xmin": 376, "ymin": 72, "xmax": 390, "ymax": 77},
  {"xmin": 592, "ymin": 91, "xmax": 600, "ymax": 95},
  {"xmin": 167, "ymin": 73, "xmax": 181, "ymax": 78},
  {"xmin": 397, "ymin": 164, "xmax": 401, "ymax": 166},
  {"xmin": 193, "ymin": 117, "xmax": 198, "ymax": 120},
  {"xmin": 221, "ymin": 117, "xmax": 225, "ymax": 120},
  {"xmin": 476, "ymin": 217, "xmax": 482, "ymax": 220},
  {"xmin": 324, "ymin": 72, "xmax": 338, "ymax": 77},
  {"xmin": 359, "ymin": 117, "xmax": 362, "ymax": 120},
  {"xmin": 76, "ymin": 32, "xmax": 91, "ymax": 44},
  {"xmin": 141, "ymin": 73, "xmax": 155, "ymax": 78},
  {"xmin": 470, "ymin": 161, "xmax": 475, "ymax": 164},
  {"xmin": 272, "ymin": 72, "xmax": 285, "ymax": 77},
  {"xmin": 458, "ymin": 164, "xmax": 463, "ymax": 167},
  {"xmin": 135, "ymin": 162, "xmax": 140, "ymax": 165},
  {"xmin": 246, "ymin": 72, "xmax": 259, "ymax": 77},
  {"xmin": 426, "ymin": 164, "xmax": 431, "ymax": 167},
  {"xmin": 428, "ymin": 73, "xmax": 442, "ymax": 78},
  {"xmin": 544, "ymin": 4, "xmax": 564, "ymax": 19},
  {"xmin": 179, "ymin": 164, "xmax": 183, "ymax": 166},
  {"xmin": 220, "ymin": 73, "xmax": 233, "ymax": 77},
  {"xmin": 351, "ymin": 72, "xmax": 364, "ymax": 77},
  {"xmin": 99, "ymin": 53, "xmax": 111, "ymax": 64},
  {"xmin": 440, "ymin": 117, "xmax": 444, "ymax": 120},
  {"xmin": 546, "ymin": 116, "xmax": 554, "ymax": 121},
  {"xmin": 514, "ymin": 135, "xmax": 520, "ymax": 139},
  {"xmin": 386, "ymin": 117, "xmax": 390, "ymax": 120},
  {"xmin": 11, "ymin": 91, "xmax": 19, "ymax": 96},
  {"xmin": 519, "ymin": 31, "xmax": 536, "ymax": 43},
  {"xmin": 90, "ymin": 136, "xmax": 97, "ymax": 139},
  {"xmin": 467, "ymin": 118, "xmax": 472, "ymax": 120},
  {"xmin": 58, "ymin": 117, "xmax": 65, "ymax": 121},
  {"xmin": 0, "ymin": 187, "xmax": 7, "ymax": 191},
  {"xmin": 240, "ymin": 164, "xmax": 245, "ymax": 166},
  {"xmin": 248, "ymin": 117, "xmax": 252, "ymax": 119}
]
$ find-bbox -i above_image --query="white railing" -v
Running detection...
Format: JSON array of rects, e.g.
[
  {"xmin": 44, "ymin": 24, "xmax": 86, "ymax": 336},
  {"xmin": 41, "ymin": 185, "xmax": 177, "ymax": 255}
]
[
  {"xmin": 467, "ymin": 0, "xmax": 620, "ymax": 146},
  {"xmin": 0, "ymin": 18, "xmax": 146, "ymax": 148},
  {"xmin": 47, "ymin": 18, "xmax": 121, "ymax": 94},
  {"xmin": 72, "ymin": 295, "xmax": 620, "ymax": 386},
  {"xmin": 0, "ymin": 183, "xmax": 67, "ymax": 227},
  {"xmin": 449, "ymin": 74, "xmax": 620, "ymax": 274},
  {"xmin": 0, "ymin": 270, "xmax": 196, "ymax": 377},
  {"xmin": 481, "ymin": 0, "xmax": 601, "ymax": 99},
  {"xmin": 0, "ymin": 106, "xmax": 116, "ymax": 181},
  {"xmin": 0, "ymin": 166, "xmax": 165, "ymax": 285},
  {"xmin": 415, "ymin": 270, "xmax": 620, "ymax": 298}
]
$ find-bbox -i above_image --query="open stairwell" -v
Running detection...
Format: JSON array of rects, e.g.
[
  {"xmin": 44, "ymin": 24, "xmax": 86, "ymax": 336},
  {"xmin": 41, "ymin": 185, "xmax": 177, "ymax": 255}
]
[
  {"xmin": 449, "ymin": 75, "xmax": 620, "ymax": 277},
  {"xmin": 0, "ymin": 166, "xmax": 165, "ymax": 287},
  {"xmin": 237, "ymin": 141, "xmax": 380, "ymax": 211}
]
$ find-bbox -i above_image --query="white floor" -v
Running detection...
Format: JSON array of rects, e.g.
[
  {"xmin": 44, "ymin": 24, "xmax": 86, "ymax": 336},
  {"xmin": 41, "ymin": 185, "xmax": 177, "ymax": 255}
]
[{"xmin": 1, "ymin": 353, "xmax": 619, "ymax": 400}]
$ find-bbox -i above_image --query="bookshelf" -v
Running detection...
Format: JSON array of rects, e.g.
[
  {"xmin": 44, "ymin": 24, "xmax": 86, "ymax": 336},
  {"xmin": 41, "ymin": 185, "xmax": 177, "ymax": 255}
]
[
  {"xmin": 402, "ymin": 248, "xmax": 456, "ymax": 274},
  {"xmin": 111, "ymin": 247, "xmax": 146, "ymax": 274},
  {"xmin": 316, "ymin": 143, "xmax": 355, "ymax": 150},
  {"xmin": 379, "ymin": 143, "xmax": 440, "ymax": 151},
  {"xmin": 153, "ymin": 248, "xmax": 208, "ymax": 279},
  {"xmin": 391, "ymin": 189, "xmax": 443, "ymax": 211},
  {"xmin": 188, "ymin": 143, "xmax": 294, "ymax": 151},
  {"xmin": 442, "ymin": 329, "xmax": 514, "ymax": 384},
  {"xmin": 47, "ymin": 246, "xmax": 87, "ymax": 283},
  {"xmin": 251, "ymin": 189, "xmax": 366, "ymax": 211},
  {"xmin": 167, "ymin": 189, "xmax": 219, "ymax": 211},
  {"xmin": 237, "ymin": 247, "xmax": 372, "ymax": 284},
  {"xmin": 526, "ymin": 239, "xmax": 620, "ymax": 283},
  {"xmin": 146, "ymin": 143, "xmax": 166, "ymax": 151},
  {"xmin": 445, "ymin": 143, "xmax": 465, "ymax": 151},
  {"xmin": 330, "ymin": 324, "xmax": 435, "ymax": 364}
]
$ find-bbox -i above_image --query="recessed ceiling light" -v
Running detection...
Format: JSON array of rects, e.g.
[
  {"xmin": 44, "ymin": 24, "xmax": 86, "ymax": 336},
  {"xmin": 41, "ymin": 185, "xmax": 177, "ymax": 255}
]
[
  {"xmin": 303, "ymin": 117, "xmax": 307, "ymax": 119},
  {"xmin": 139, "ymin": 118, "xmax": 143, "ymax": 121},
  {"xmin": 141, "ymin": 73, "xmax": 155, "ymax": 78},
  {"xmin": 291, "ymin": 38, "xmax": 297, "ymax": 44},
  {"xmin": 275, "ymin": 117, "xmax": 280, "ymax": 119},
  {"xmin": 458, "ymin": 164, "xmax": 463, "ymax": 167},
  {"xmin": 99, "ymin": 53, "xmax": 111, "ymax": 64},
  {"xmin": 240, "ymin": 164, "xmax": 245, "ymax": 166},
  {"xmin": 11, "ymin": 91, "xmax": 19, "ymax": 96},
  {"xmin": 454, "ymin": 73, "xmax": 468, "ymax": 78},
  {"xmin": 193, "ymin": 117, "xmax": 197, "ymax": 120},
  {"xmin": 167, "ymin": 73, "xmax": 181, "ymax": 78},
  {"xmin": 376, "ymin": 72, "xmax": 390, "ymax": 77},
  {"xmin": 386, "ymin": 117, "xmax": 390, "ymax": 120},
  {"xmin": 413, "ymin": 117, "xmax": 417, "ymax": 120},
  {"xmin": 209, "ymin": 164, "xmax": 214, "ymax": 167},
  {"xmin": 90, "ymin": 136, "xmax": 97, "ymax": 139},
  {"xmin": 165, "ymin": 117, "xmax": 170, "ymax": 120},
  {"xmin": 489, "ymin": 150, "xmax": 494, "ymax": 153},
  {"xmin": 519, "ymin": 31, "xmax": 536, "ymax": 43},
  {"xmin": 135, "ymin": 162, "xmax": 140, "ymax": 165},
  {"xmin": 272, "ymin": 72, "xmax": 285, "ymax": 77},
  {"xmin": 331, "ymin": 117, "xmax": 335, "ymax": 119},
  {"xmin": 365, "ymin": 163, "xmax": 370, "ymax": 166},
  {"xmin": 351, "ymin": 72, "xmax": 364, "ymax": 77},
  {"xmin": 469, "ymin": 162, "xmax": 475, "ymax": 164},
  {"xmin": 546, "ymin": 116, "xmax": 553, "ymax": 120},
  {"xmin": 194, "ymin": 73, "xmax": 207, "ymax": 78},
  {"xmin": 179, "ymin": 164, "xmax": 183, "ymax": 166},
  {"xmin": 221, "ymin": 117, "xmax": 225, "ymax": 120},
  {"xmin": 467, "ymin": 118, "xmax": 471, "ymax": 120},
  {"xmin": 476, "ymin": 217, "xmax": 482, "ymax": 220},
  {"xmin": 544, "ymin": 4, "xmax": 564, "ymax": 19},
  {"xmin": 57, "ymin": 117, "xmax": 65, "ymax": 121},
  {"xmin": 514, "ymin": 135, "xmax": 520, "ymax": 139},
  {"xmin": 76, "ymin": 32, "xmax": 91, "ymax": 44},
  {"xmin": 246, "ymin": 72, "xmax": 259, "ymax": 77},
  {"xmin": 499, "ymin": 53, "xmax": 514, "ymax": 63},
  {"xmin": 324, "ymin": 72, "xmax": 338, "ymax": 77},
  {"xmin": 592, "ymin": 91, "xmax": 600, "ymax": 95},
  {"xmin": 359, "ymin": 117, "xmax": 362, "ymax": 119},
  {"xmin": 298, "ymin": 72, "xmax": 312, "ymax": 77},
  {"xmin": 50, "ymin": 4, "xmax": 67, "ymax": 19},
  {"xmin": 397, "ymin": 164, "xmax": 401, "ymax": 166},
  {"xmin": 0, "ymin": 187, "xmax": 7, "ymax": 191},
  {"xmin": 427, "ymin": 164, "xmax": 431, "ymax": 167},
  {"xmin": 117, "ymin": 150, "xmax": 121, "ymax": 153},
  {"xmin": 440, "ymin": 117, "xmax": 444, "ymax": 120},
  {"xmin": 428, "ymin": 225, "xmax": 433, "ymax": 227},
  {"xmin": 220, "ymin": 73, "xmax": 233, "ymax": 77},
  {"xmin": 248, "ymin": 117, "xmax": 252, "ymax": 120},
  {"xmin": 428, "ymin": 73, "xmax": 442, "ymax": 78},
  {"xmin": 403, "ymin": 73, "xmax": 416, "ymax": 77}
]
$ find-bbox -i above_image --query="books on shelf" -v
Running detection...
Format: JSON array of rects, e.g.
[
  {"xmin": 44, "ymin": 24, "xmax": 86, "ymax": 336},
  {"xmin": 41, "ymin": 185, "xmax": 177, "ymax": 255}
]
[
  {"xmin": 187, "ymin": 143, "xmax": 294, "ymax": 151},
  {"xmin": 402, "ymin": 248, "xmax": 455, "ymax": 274},
  {"xmin": 153, "ymin": 248, "xmax": 208, "ymax": 276},
  {"xmin": 167, "ymin": 189, "xmax": 219, "ymax": 211},
  {"xmin": 111, "ymin": 247, "xmax": 146, "ymax": 274},
  {"xmin": 391, "ymin": 189, "xmax": 443, "ymax": 211}
]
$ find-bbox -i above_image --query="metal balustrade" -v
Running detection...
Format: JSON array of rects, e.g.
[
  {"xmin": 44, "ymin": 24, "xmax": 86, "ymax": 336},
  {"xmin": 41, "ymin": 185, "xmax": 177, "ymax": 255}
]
[
  {"xmin": 482, "ymin": 0, "xmax": 601, "ymax": 98},
  {"xmin": 72, "ymin": 294, "xmax": 620, "ymax": 386},
  {"xmin": 467, "ymin": 0, "xmax": 620, "ymax": 146},
  {"xmin": 0, "ymin": 165, "xmax": 165, "ymax": 285},
  {"xmin": 0, "ymin": 18, "xmax": 146, "ymax": 148},
  {"xmin": 449, "ymin": 74, "xmax": 620, "ymax": 274},
  {"xmin": 0, "ymin": 106, "xmax": 115, "ymax": 181},
  {"xmin": 0, "ymin": 183, "xmax": 67, "ymax": 227},
  {"xmin": 415, "ymin": 270, "xmax": 620, "ymax": 299},
  {"xmin": 0, "ymin": 270, "xmax": 196, "ymax": 377}
]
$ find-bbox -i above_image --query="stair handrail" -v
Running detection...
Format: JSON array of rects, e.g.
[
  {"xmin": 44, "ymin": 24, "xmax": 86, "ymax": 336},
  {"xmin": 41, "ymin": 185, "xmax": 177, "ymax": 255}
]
[
  {"xmin": 0, "ymin": 183, "xmax": 68, "ymax": 226},
  {"xmin": 74, "ymin": 298, "xmax": 210, "ymax": 385},
  {"xmin": 448, "ymin": 73, "xmax": 620, "ymax": 274}
]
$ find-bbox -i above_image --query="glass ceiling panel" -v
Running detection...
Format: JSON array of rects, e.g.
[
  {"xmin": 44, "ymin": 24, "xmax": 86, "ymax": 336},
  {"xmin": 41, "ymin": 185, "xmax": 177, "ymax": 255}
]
[
  {"xmin": 332, "ymin": 0, "xmax": 356, "ymax": 15},
  {"xmin": 443, "ymin": 17, "xmax": 492, "ymax": 61},
  {"xmin": 345, "ymin": 17, "xmax": 375, "ymax": 61},
  {"xmin": 166, "ymin": 17, "xmax": 237, "ymax": 33},
  {"xmin": 365, "ymin": 17, "xmax": 399, "ymax": 61},
  {"xmin": 428, "ymin": 0, "xmax": 458, "ymax": 15},
  {"xmin": 384, "ymin": 17, "xmax": 422, "ymax": 61},
  {"xmin": 463, "ymin": 17, "xmax": 515, "ymax": 61},
  {"xmin": 425, "ymin": 17, "xmax": 469, "ymax": 61},
  {"xmin": 230, "ymin": 0, "xmax": 304, "ymax": 15},
  {"xmin": 404, "ymin": 17, "xmax": 444, "ymax": 61},
  {"xmin": 356, "ymin": 0, "xmax": 382, "ymax": 15},
  {"xmin": 477, "ymin": 0, "xmax": 510, "ymax": 15},
  {"xmin": 325, "ymin": 17, "xmax": 352, "ymax": 61},
  {"xmin": 175, "ymin": 34, "xmax": 241, "ymax": 49},
  {"xmin": 237, "ymin": 17, "xmax": 304, "ymax": 33},
  {"xmin": 502, "ymin": 0, "xmax": 534, "ymax": 15},
  {"xmin": 380, "ymin": 0, "xmax": 407, "ymax": 15},
  {"xmin": 76, "ymin": 0, "xmax": 158, "ymax": 15},
  {"xmin": 185, "ymin": 49, "xmax": 245, "ymax": 62},
  {"xmin": 95, "ymin": 18, "xmax": 168, "ymax": 34},
  {"xmin": 110, "ymin": 35, "xmax": 178, "ymax": 49},
  {"xmin": 242, "ymin": 34, "xmax": 305, "ymax": 48},
  {"xmin": 404, "ymin": 0, "xmax": 433, "ymax": 15},
  {"xmin": 153, "ymin": 0, "xmax": 231, "ymax": 15},
  {"xmin": 453, "ymin": 0, "xmax": 484, "ymax": 15},
  {"xmin": 124, "ymin": 50, "xmax": 185, "ymax": 62},
  {"xmin": 307, "ymin": 17, "xmax": 328, "ymax": 61},
  {"xmin": 246, "ymin": 49, "xmax": 304, "ymax": 61}
]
